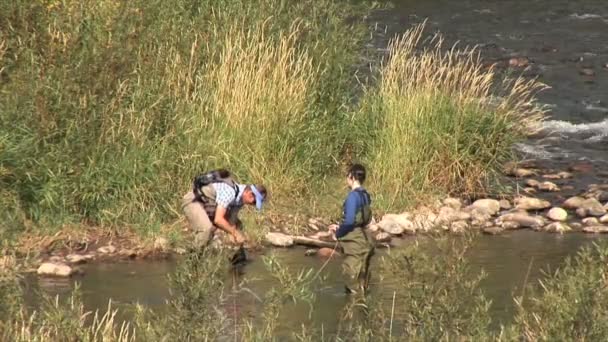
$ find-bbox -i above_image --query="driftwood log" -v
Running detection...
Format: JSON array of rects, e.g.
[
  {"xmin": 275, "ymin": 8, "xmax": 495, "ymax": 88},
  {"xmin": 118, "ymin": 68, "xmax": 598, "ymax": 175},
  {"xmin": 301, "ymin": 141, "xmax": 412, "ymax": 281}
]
[{"xmin": 291, "ymin": 236, "xmax": 336, "ymax": 248}]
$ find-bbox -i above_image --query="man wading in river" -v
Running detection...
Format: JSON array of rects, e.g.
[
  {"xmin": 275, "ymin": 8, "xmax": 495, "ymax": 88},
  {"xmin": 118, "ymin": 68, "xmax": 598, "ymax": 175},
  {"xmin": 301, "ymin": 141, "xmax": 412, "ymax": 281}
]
[
  {"xmin": 329, "ymin": 164, "xmax": 374, "ymax": 295},
  {"xmin": 181, "ymin": 169, "xmax": 267, "ymax": 250}
]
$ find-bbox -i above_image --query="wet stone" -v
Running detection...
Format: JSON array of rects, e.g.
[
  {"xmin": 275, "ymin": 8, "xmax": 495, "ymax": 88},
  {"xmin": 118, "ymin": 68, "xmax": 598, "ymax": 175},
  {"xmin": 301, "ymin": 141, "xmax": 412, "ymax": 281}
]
[
  {"xmin": 374, "ymin": 232, "xmax": 392, "ymax": 243},
  {"xmin": 544, "ymin": 222, "xmax": 571, "ymax": 234},
  {"xmin": 265, "ymin": 232, "xmax": 294, "ymax": 247},
  {"xmin": 547, "ymin": 207, "xmax": 567, "ymax": 222},
  {"xmin": 563, "ymin": 196, "xmax": 585, "ymax": 209},
  {"xmin": 583, "ymin": 226, "xmax": 608, "ymax": 234},
  {"xmin": 581, "ymin": 198, "xmax": 606, "ymax": 217},
  {"xmin": 37, "ymin": 263, "xmax": 74, "ymax": 277},
  {"xmin": 538, "ymin": 181, "xmax": 560, "ymax": 192},
  {"xmin": 515, "ymin": 197, "xmax": 551, "ymax": 210},
  {"xmin": 304, "ymin": 249, "xmax": 317, "ymax": 257},
  {"xmin": 582, "ymin": 217, "xmax": 600, "ymax": 226},
  {"xmin": 499, "ymin": 199, "xmax": 512, "ymax": 210},
  {"xmin": 66, "ymin": 254, "xmax": 94, "ymax": 264},
  {"xmin": 98, "ymin": 245, "xmax": 117, "ymax": 254},
  {"xmin": 569, "ymin": 161, "xmax": 593, "ymax": 173},
  {"xmin": 576, "ymin": 208, "xmax": 588, "ymax": 218}
]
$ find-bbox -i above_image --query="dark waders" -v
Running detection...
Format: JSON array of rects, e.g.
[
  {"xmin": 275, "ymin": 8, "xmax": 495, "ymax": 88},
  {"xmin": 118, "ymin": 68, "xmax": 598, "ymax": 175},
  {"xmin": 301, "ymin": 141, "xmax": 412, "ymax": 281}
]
[{"xmin": 339, "ymin": 227, "xmax": 375, "ymax": 294}]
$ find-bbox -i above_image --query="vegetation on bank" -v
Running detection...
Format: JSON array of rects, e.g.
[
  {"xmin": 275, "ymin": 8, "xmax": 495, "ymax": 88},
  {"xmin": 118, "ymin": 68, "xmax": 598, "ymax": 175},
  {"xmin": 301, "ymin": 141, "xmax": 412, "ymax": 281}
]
[
  {"xmin": 357, "ymin": 24, "xmax": 546, "ymax": 207},
  {"xmin": 2, "ymin": 237, "xmax": 608, "ymax": 340},
  {"xmin": 0, "ymin": 0, "xmax": 369, "ymax": 237},
  {"xmin": 0, "ymin": 0, "xmax": 545, "ymax": 239}
]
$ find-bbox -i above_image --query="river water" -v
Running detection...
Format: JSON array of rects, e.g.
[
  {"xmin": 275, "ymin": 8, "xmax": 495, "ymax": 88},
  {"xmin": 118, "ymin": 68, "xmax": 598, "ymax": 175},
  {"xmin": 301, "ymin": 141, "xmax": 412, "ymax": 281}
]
[{"xmin": 27, "ymin": 231, "xmax": 607, "ymax": 334}]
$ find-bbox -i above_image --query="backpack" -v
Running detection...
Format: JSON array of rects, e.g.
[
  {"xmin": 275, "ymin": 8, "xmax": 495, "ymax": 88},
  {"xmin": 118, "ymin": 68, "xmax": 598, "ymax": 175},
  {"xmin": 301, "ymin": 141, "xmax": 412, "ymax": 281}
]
[{"xmin": 192, "ymin": 169, "xmax": 240, "ymax": 203}]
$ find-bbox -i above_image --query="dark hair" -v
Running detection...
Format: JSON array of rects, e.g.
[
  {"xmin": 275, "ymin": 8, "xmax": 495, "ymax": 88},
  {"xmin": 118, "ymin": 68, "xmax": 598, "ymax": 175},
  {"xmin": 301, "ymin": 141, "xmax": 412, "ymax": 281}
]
[{"xmin": 348, "ymin": 164, "xmax": 366, "ymax": 183}]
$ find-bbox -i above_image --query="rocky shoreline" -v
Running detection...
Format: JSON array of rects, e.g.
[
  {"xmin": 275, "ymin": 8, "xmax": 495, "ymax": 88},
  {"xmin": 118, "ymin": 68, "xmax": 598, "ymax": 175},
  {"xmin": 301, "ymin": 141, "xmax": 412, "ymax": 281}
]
[
  {"xmin": 4, "ymin": 161, "xmax": 606, "ymax": 278},
  {"xmin": 266, "ymin": 161, "xmax": 608, "ymax": 252}
]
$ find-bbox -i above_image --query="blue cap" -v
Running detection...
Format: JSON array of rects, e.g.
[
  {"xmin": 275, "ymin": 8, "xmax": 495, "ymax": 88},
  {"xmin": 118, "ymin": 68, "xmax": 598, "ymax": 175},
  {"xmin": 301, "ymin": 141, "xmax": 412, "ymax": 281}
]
[{"xmin": 250, "ymin": 185, "xmax": 265, "ymax": 210}]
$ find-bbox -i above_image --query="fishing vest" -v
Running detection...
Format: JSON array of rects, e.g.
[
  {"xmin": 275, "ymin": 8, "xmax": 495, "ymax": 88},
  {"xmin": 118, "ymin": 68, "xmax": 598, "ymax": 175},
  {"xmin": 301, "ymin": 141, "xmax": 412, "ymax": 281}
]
[
  {"xmin": 353, "ymin": 188, "xmax": 372, "ymax": 228},
  {"xmin": 192, "ymin": 169, "xmax": 240, "ymax": 219}
]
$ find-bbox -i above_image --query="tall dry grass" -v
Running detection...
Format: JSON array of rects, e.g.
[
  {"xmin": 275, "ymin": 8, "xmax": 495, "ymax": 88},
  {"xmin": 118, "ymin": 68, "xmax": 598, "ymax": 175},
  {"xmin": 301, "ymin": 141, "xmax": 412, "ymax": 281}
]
[
  {"xmin": 197, "ymin": 21, "xmax": 323, "ymax": 192},
  {"xmin": 359, "ymin": 23, "xmax": 547, "ymax": 208}
]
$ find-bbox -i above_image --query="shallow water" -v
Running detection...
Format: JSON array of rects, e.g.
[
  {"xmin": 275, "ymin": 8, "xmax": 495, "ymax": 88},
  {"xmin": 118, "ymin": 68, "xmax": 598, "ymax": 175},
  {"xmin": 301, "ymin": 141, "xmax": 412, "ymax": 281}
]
[{"xmin": 27, "ymin": 231, "xmax": 607, "ymax": 334}]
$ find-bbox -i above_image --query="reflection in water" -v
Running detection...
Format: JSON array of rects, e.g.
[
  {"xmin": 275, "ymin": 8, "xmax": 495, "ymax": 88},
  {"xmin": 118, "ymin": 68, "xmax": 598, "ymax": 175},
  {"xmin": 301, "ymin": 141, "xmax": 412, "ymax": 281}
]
[{"xmin": 26, "ymin": 231, "xmax": 607, "ymax": 333}]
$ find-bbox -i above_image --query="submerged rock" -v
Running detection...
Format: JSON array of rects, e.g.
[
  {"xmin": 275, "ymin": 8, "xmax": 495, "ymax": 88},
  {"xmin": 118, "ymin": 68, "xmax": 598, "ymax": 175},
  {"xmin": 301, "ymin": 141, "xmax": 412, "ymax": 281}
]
[
  {"xmin": 583, "ymin": 225, "xmax": 608, "ymax": 234},
  {"xmin": 509, "ymin": 57, "xmax": 530, "ymax": 68},
  {"xmin": 571, "ymin": 222, "xmax": 583, "ymax": 230},
  {"xmin": 499, "ymin": 220, "xmax": 522, "ymax": 230},
  {"xmin": 569, "ymin": 161, "xmax": 593, "ymax": 173},
  {"xmin": 304, "ymin": 249, "xmax": 317, "ymax": 257},
  {"xmin": 515, "ymin": 197, "xmax": 551, "ymax": 210},
  {"xmin": 543, "ymin": 222, "xmax": 571, "ymax": 234},
  {"xmin": 374, "ymin": 232, "xmax": 392, "ymax": 243},
  {"xmin": 265, "ymin": 232, "xmax": 294, "ymax": 247},
  {"xmin": 317, "ymin": 247, "xmax": 339, "ymax": 258},
  {"xmin": 497, "ymin": 213, "xmax": 545, "ymax": 229},
  {"xmin": 37, "ymin": 263, "xmax": 74, "ymax": 277},
  {"xmin": 482, "ymin": 227, "xmax": 504, "ymax": 235},
  {"xmin": 547, "ymin": 207, "xmax": 568, "ymax": 222}
]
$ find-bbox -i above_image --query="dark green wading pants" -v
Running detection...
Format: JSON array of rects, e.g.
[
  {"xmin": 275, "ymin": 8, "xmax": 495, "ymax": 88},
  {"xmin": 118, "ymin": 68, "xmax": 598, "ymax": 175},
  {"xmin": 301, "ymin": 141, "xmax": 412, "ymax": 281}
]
[{"xmin": 339, "ymin": 228, "xmax": 375, "ymax": 293}]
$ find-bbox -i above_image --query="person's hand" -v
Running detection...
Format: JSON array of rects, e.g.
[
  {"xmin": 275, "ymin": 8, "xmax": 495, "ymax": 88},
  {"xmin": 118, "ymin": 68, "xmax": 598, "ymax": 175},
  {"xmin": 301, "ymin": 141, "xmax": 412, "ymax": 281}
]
[
  {"xmin": 328, "ymin": 224, "xmax": 338, "ymax": 233},
  {"xmin": 232, "ymin": 230, "xmax": 246, "ymax": 245}
]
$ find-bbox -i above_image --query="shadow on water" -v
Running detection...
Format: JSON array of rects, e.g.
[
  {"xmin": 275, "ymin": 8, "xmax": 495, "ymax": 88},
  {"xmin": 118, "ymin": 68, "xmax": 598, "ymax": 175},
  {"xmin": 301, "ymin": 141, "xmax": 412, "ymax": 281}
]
[{"xmin": 24, "ymin": 231, "xmax": 608, "ymax": 333}]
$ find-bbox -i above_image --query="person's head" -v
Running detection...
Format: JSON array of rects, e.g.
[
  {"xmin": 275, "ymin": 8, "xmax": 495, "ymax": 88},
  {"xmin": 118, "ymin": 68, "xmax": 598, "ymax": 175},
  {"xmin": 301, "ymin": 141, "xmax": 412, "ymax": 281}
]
[
  {"xmin": 346, "ymin": 163, "xmax": 366, "ymax": 188},
  {"xmin": 242, "ymin": 184, "xmax": 267, "ymax": 210}
]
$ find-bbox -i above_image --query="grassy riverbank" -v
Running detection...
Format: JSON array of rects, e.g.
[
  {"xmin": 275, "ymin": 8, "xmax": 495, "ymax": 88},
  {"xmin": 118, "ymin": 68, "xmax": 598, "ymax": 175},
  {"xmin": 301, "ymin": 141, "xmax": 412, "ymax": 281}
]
[{"xmin": 0, "ymin": 0, "xmax": 544, "ymax": 243}]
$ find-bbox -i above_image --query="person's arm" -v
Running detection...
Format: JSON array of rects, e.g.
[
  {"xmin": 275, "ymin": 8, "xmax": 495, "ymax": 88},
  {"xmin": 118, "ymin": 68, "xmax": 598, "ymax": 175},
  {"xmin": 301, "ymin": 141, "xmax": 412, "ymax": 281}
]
[
  {"xmin": 214, "ymin": 206, "xmax": 243, "ymax": 243},
  {"xmin": 212, "ymin": 185, "xmax": 245, "ymax": 244},
  {"xmin": 335, "ymin": 192, "xmax": 359, "ymax": 239}
]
